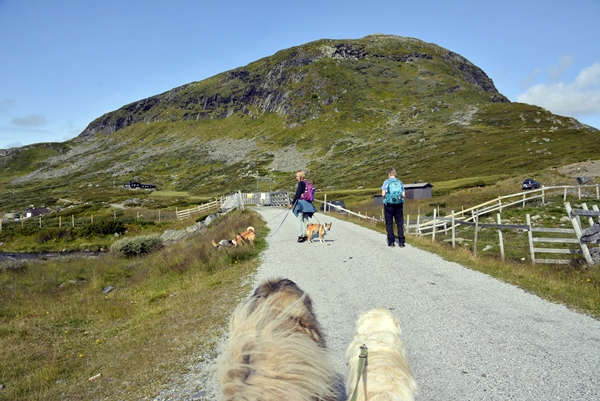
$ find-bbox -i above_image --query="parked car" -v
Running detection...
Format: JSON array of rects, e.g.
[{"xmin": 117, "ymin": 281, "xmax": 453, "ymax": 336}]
[
  {"xmin": 522, "ymin": 178, "xmax": 540, "ymax": 190},
  {"xmin": 320, "ymin": 200, "xmax": 346, "ymax": 212}
]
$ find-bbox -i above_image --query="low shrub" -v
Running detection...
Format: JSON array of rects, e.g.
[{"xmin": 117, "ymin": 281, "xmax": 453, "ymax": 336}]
[
  {"xmin": 109, "ymin": 234, "xmax": 163, "ymax": 257},
  {"xmin": 77, "ymin": 220, "xmax": 127, "ymax": 237},
  {"xmin": 35, "ymin": 227, "xmax": 74, "ymax": 243}
]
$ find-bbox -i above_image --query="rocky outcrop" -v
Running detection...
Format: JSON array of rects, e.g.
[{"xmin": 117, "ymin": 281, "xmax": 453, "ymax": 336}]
[{"xmin": 79, "ymin": 35, "xmax": 509, "ymax": 138}]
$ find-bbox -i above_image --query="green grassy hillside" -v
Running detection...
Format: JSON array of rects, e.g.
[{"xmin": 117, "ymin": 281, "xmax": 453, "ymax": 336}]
[{"xmin": 0, "ymin": 34, "xmax": 597, "ymax": 212}]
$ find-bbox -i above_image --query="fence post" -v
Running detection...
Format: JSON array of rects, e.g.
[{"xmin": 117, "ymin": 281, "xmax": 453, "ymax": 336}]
[
  {"xmin": 522, "ymin": 193, "xmax": 526, "ymax": 208},
  {"xmin": 542, "ymin": 187, "xmax": 545, "ymax": 204},
  {"xmin": 563, "ymin": 187, "xmax": 567, "ymax": 202},
  {"xmin": 59, "ymin": 216, "xmax": 61, "ymax": 228},
  {"xmin": 564, "ymin": 202, "xmax": 594, "ymax": 265},
  {"xmin": 581, "ymin": 203, "xmax": 595, "ymax": 226},
  {"xmin": 473, "ymin": 213, "xmax": 479, "ymax": 257},
  {"xmin": 238, "ymin": 191, "xmax": 245, "ymax": 211},
  {"xmin": 406, "ymin": 214, "xmax": 410, "ymax": 233},
  {"xmin": 324, "ymin": 194, "xmax": 327, "ymax": 211},
  {"xmin": 497, "ymin": 213, "xmax": 505, "ymax": 260},
  {"xmin": 578, "ymin": 187, "xmax": 582, "ymax": 200},
  {"xmin": 526, "ymin": 214, "xmax": 535, "ymax": 264},
  {"xmin": 0, "ymin": 219, "xmax": 2, "ymax": 232},
  {"xmin": 432, "ymin": 208, "xmax": 437, "ymax": 242},
  {"xmin": 39, "ymin": 217, "xmax": 42, "ymax": 228},
  {"xmin": 72, "ymin": 215, "xmax": 74, "ymax": 228},
  {"xmin": 597, "ymin": 184, "xmax": 599, "ymax": 200},
  {"xmin": 451, "ymin": 210, "xmax": 456, "ymax": 248},
  {"xmin": 159, "ymin": 209, "xmax": 161, "ymax": 223}
]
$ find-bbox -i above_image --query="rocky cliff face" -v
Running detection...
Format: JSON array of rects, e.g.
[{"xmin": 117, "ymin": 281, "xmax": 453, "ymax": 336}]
[{"xmin": 80, "ymin": 35, "xmax": 508, "ymax": 138}]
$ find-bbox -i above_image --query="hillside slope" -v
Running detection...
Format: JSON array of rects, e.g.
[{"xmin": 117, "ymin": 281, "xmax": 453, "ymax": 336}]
[{"xmin": 0, "ymin": 34, "xmax": 598, "ymax": 210}]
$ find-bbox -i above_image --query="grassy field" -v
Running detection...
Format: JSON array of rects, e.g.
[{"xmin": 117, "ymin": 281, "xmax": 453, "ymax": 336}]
[
  {"xmin": 1, "ymin": 177, "xmax": 599, "ymax": 400},
  {"xmin": 0, "ymin": 209, "xmax": 265, "ymax": 401}
]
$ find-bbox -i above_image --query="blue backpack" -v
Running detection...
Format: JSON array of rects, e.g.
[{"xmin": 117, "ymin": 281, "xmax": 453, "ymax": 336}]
[{"xmin": 384, "ymin": 178, "xmax": 404, "ymax": 205}]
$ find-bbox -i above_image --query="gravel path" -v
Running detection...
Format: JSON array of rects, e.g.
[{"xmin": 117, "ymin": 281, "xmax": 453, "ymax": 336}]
[{"xmin": 155, "ymin": 206, "xmax": 600, "ymax": 401}]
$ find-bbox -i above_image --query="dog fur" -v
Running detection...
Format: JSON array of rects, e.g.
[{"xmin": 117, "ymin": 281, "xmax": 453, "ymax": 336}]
[
  {"xmin": 306, "ymin": 222, "xmax": 332, "ymax": 243},
  {"xmin": 212, "ymin": 239, "xmax": 233, "ymax": 249},
  {"xmin": 345, "ymin": 308, "xmax": 418, "ymax": 401},
  {"xmin": 212, "ymin": 227, "xmax": 256, "ymax": 249},
  {"xmin": 232, "ymin": 226, "xmax": 255, "ymax": 247},
  {"xmin": 216, "ymin": 278, "xmax": 337, "ymax": 401}
]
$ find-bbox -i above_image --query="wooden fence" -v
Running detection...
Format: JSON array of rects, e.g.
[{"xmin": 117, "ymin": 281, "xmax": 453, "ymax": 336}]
[
  {"xmin": 408, "ymin": 201, "xmax": 599, "ymax": 266},
  {"xmin": 175, "ymin": 198, "xmax": 223, "ymax": 220},
  {"xmin": 412, "ymin": 184, "xmax": 600, "ymax": 236},
  {"xmin": 0, "ymin": 208, "xmax": 181, "ymax": 230}
]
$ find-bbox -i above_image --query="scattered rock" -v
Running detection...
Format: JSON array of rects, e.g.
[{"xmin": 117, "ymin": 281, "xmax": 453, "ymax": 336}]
[
  {"xmin": 204, "ymin": 214, "xmax": 218, "ymax": 226},
  {"xmin": 102, "ymin": 286, "xmax": 114, "ymax": 294},
  {"xmin": 88, "ymin": 373, "xmax": 101, "ymax": 381}
]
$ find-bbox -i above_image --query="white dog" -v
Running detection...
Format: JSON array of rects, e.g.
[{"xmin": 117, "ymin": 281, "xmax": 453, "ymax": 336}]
[{"xmin": 345, "ymin": 308, "xmax": 418, "ymax": 401}]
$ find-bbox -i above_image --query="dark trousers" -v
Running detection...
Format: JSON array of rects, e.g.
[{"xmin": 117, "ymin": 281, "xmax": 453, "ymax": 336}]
[{"xmin": 384, "ymin": 203, "xmax": 405, "ymax": 245}]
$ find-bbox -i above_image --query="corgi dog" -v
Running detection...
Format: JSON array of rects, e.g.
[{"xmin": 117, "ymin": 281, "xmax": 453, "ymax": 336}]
[
  {"xmin": 232, "ymin": 226, "xmax": 255, "ymax": 247},
  {"xmin": 306, "ymin": 222, "xmax": 332, "ymax": 243}
]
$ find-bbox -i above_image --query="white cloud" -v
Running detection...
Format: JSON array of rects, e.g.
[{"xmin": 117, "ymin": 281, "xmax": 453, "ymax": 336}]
[
  {"xmin": 516, "ymin": 62, "xmax": 600, "ymax": 117},
  {"xmin": 12, "ymin": 113, "xmax": 47, "ymax": 127}
]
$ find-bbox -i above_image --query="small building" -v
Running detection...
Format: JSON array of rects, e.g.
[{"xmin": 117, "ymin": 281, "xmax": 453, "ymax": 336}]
[
  {"xmin": 374, "ymin": 182, "xmax": 433, "ymax": 205},
  {"xmin": 404, "ymin": 182, "xmax": 433, "ymax": 199},
  {"xmin": 124, "ymin": 181, "xmax": 158, "ymax": 190},
  {"xmin": 25, "ymin": 207, "xmax": 49, "ymax": 218}
]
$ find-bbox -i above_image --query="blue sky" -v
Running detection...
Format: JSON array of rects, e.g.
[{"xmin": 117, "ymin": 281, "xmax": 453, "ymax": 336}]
[{"xmin": 1, "ymin": 0, "xmax": 599, "ymax": 150}]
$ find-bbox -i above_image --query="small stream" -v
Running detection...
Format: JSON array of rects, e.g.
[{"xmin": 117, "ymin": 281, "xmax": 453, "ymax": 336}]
[{"xmin": 0, "ymin": 251, "xmax": 104, "ymax": 261}]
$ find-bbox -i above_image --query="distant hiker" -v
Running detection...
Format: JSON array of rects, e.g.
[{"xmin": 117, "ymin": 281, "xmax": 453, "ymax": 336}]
[
  {"xmin": 382, "ymin": 168, "xmax": 406, "ymax": 247},
  {"xmin": 290, "ymin": 170, "xmax": 317, "ymax": 242}
]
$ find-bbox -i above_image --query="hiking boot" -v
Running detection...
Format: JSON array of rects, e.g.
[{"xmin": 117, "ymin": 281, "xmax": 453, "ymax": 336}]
[
  {"xmin": 298, "ymin": 236, "xmax": 305, "ymax": 243},
  {"xmin": 398, "ymin": 243, "xmax": 405, "ymax": 248},
  {"xmin": 388, "ymin": 243, "xmax": 396, "ymax": 247}
]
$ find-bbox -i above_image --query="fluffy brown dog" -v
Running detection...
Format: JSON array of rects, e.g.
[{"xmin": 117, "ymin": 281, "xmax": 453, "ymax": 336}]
[
  {"xmin": 232, "ymin": 226, "xmax": 255, "ymax": 247},
  {"xmin": 306, "ymin": 222, "xmax": 332, "ymax": 243},
  {"xmin": 216, "ymin": 278, "xmax": 337, "ymax": 401},
  {"xmin": 345, "ymin": 308, "xmax": 418, "ymax": 401}
]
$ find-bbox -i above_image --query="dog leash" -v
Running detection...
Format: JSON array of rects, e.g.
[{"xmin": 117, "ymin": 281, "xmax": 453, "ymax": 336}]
[
  {"xmin": 350, "ymin": 344, "xmax": 368, "ymax": 401},
  {"xmin": 266, "ymin": 207, "xmax": 292, "ymax": 237}
]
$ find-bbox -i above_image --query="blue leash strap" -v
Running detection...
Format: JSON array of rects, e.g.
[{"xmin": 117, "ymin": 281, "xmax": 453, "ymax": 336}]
[{"xmin": 267, "ymin": 207, "xmax": 292, "ymax": 237}]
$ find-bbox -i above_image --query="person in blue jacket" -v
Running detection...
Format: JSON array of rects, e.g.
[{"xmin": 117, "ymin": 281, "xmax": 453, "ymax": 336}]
[
  {"xmin": 382, "ymin": 168, "xmax": 406, "ymax": 247},
  {"xmin": 289, "ymin": 170, "xmax": 317, "ymax": 242}
]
